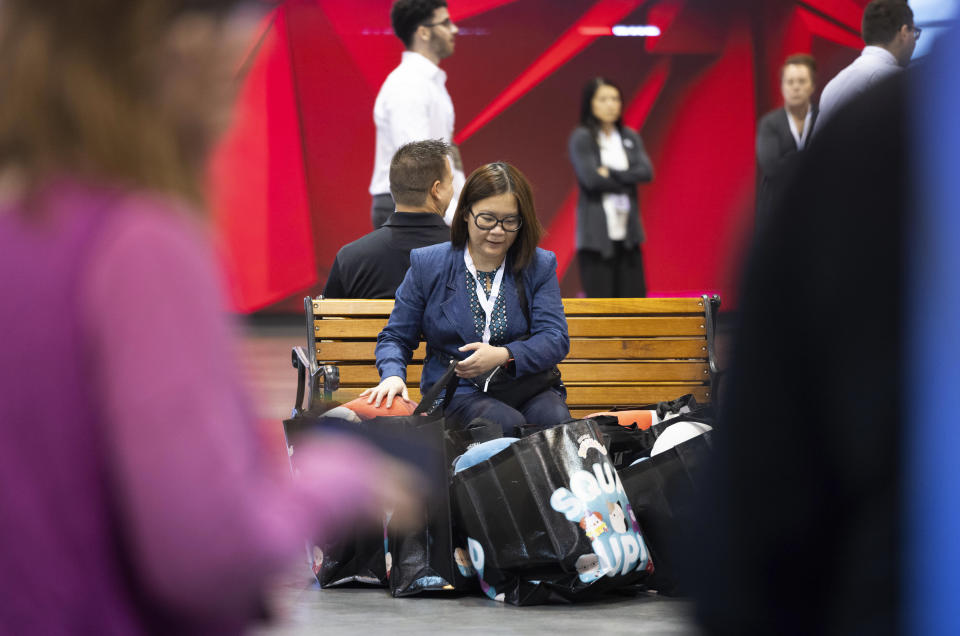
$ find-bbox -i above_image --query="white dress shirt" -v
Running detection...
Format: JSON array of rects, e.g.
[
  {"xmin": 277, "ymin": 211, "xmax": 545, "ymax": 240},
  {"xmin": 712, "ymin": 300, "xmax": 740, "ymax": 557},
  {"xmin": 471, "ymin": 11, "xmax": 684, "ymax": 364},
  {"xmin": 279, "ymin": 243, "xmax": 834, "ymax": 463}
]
[
  {"xmin": 786, "ymin": 105, "xmax": 813, "ymax": 150},
  {"xmin": 597, "ymin": 128, "xmax": 631, "ymax": 241},
  {"xmin": 818, "ymin": 46, "xmax": 902, "ymax": 128},
  {"xmin": 369, "ymin": 51, "xmax": 464, "ymax": 223}
]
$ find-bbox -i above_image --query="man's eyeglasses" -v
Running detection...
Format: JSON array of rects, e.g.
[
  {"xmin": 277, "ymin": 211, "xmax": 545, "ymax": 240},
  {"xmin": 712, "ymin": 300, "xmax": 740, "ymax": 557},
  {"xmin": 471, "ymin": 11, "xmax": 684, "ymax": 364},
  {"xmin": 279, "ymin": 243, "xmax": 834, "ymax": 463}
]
[
  {"xmin": 911, "ymin": 25, "xmax": 922, "ymax": 40},
  {"xmin": 470, "ymin": 211, "xmax": 522, "ymax": 232},
  {"xmin": 423, "ymin": 17, "xmax": 454, "ymax": 29}
]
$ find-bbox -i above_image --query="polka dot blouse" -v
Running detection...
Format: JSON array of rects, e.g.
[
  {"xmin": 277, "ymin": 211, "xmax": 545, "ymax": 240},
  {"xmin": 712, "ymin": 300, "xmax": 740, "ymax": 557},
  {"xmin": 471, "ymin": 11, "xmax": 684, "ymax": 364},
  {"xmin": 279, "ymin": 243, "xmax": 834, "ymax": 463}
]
[{"xmin": 468, "ymin": 266, "xmax": 508, "ymax": 345}]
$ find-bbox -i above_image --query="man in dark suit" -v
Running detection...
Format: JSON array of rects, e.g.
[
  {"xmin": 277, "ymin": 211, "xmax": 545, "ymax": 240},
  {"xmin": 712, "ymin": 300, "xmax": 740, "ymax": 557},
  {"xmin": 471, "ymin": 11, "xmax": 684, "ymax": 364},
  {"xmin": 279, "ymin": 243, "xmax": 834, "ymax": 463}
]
[
  {"xmin": 755, "ymin": 54, "xmax": 819, "ymax": 227},
  {"xmin": 324, "ymin": 139, "xmax": 452, "ymax": 298}
]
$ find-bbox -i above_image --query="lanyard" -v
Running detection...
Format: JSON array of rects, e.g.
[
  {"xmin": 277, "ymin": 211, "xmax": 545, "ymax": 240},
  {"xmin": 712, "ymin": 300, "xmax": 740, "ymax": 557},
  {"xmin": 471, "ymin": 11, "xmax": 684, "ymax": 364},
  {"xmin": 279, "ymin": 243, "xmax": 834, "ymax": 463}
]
[{"xmin": 463, "ymin": 249, "xmax": 504, "ymax": 344}]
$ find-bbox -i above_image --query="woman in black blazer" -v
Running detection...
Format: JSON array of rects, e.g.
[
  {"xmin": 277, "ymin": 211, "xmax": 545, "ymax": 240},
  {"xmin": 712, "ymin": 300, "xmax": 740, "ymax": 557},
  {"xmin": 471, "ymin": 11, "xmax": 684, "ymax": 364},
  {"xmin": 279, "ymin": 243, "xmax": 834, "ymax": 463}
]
[{"xmin": 568, "ymin": 77, "xmax": 653, "ymax": 297}]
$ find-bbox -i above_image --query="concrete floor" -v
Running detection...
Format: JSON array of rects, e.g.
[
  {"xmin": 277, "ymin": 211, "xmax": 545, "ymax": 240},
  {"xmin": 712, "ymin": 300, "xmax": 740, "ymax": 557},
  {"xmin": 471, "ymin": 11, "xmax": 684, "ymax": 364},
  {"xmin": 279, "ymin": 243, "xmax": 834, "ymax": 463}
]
[
  {"xmin": 238, "ymin": 317, "xmax": 703, "ymax": 636},
  {"xmin": 251, "ymin": 569, "xmax": 700, "ymax": 635}
]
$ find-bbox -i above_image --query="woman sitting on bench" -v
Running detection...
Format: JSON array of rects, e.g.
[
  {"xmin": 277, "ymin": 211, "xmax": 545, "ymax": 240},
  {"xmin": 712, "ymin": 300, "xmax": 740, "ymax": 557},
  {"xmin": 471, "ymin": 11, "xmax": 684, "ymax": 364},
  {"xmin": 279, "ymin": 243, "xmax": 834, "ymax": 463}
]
[{"xmin": 362, "ymin": 162, "xmax": 571, "ymax": 436}]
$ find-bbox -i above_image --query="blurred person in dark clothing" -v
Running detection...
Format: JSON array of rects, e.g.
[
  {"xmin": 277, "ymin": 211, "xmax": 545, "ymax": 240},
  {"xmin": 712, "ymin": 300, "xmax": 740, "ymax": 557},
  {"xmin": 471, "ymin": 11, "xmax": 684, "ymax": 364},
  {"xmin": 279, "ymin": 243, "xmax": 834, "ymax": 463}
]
[
  {"xmin": 755, "ymin": 54, "xmax": 818, "ymax": 226},
  {"xmin": 0, "ymin": 1, "xmax": 422, "ymax": 633},
  {"xmin": 324, "ymin": 139, "xmax": 452, "ymax": 299},
  {"xmin": 694, "ymin": 73, "xmax": 907, "ymax": 634}
]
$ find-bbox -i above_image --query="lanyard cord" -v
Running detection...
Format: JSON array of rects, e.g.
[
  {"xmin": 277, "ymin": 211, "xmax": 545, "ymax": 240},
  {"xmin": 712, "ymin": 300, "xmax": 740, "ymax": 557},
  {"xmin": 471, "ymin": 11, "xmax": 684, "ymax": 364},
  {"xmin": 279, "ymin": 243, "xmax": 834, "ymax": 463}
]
[{"xmin": 463, "ymin": 249, "xmax": 504, "ymax": 344}]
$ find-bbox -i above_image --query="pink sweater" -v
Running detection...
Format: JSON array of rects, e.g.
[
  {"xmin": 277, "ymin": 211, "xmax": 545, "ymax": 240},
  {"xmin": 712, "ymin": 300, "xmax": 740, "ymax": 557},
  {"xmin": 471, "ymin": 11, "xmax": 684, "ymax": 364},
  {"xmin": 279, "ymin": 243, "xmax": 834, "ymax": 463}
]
[{"xmin": 0, "ymin": 180, "xmax": 380, "ymax": 634}]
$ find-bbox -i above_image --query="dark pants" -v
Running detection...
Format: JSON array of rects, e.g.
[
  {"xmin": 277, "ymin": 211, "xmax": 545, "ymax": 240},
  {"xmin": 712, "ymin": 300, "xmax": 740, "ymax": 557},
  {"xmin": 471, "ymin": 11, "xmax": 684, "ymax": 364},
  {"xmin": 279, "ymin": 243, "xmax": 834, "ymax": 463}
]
[
  {"xmin": 445, "ymin": 389, "xmax": 570, "ymax": 437},
  {"xmin": 371, "ymin": 193, "xmax": 394, "ymax": 229},
  {"xmin": 578, "ymin": 242, "xmax": 646, "ymax": 297}
]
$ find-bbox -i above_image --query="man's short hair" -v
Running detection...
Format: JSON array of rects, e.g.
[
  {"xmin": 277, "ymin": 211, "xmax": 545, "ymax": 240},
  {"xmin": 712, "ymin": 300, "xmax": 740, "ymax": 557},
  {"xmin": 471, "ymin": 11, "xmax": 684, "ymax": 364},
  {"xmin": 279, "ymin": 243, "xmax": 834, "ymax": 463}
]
[
  {"xmin": 780, "ymin": 53, "xmax": 817, "ymax": 82},
  {"xmin": 389, "ymin": 139, "xmax": 451, "ymax": 207},
  {"xmin": 862, "ymin": 0, "xmax": 914, "ymax": 46},
  {"xmin": 391, "ymin": 0, "xmax": 448, "ymax": 48}
]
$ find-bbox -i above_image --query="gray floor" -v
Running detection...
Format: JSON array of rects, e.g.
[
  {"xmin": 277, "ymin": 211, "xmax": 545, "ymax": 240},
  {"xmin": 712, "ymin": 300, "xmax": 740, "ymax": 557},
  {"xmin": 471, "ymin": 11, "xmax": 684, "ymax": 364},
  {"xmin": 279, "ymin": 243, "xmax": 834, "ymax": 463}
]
[
  {"xmin": 251, "ymin": 568, "xmax": 701, "ymax": 635},
  {"xmin": 239, "ymin": 318, "xmax": 703, "ymax": 635}
]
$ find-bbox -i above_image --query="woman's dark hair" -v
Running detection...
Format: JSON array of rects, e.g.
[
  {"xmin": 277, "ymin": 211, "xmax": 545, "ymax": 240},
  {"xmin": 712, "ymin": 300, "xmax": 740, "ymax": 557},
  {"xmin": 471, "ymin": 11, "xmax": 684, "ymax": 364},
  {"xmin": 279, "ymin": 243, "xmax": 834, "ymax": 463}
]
[
  {"xmin": 579, "ymin": 76, "xmax": 624, "ymax": 136},
  {"xmin": 391, "ymin": 0, "xmax": 448, "ymax": 48},
  {"xmin": 862, "ymin": 0, "xmax": 914, "ymax": 46},
  {"xmin": 450, "ymin": 162, "xmax": 543, "ymax": 271}
]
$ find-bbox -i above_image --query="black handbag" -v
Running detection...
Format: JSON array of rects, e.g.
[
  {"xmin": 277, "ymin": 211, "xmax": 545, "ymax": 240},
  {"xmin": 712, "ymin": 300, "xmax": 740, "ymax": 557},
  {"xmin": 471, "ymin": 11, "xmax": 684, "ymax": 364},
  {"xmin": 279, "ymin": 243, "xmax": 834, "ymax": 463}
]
[{"xmin": 482, "ymin": 273, "xmax": 563, "ymax": 409}]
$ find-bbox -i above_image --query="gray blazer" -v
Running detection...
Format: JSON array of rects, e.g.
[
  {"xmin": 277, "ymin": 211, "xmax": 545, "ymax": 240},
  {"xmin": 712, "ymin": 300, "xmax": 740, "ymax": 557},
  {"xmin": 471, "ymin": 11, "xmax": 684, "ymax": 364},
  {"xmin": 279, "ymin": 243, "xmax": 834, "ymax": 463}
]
[{"xmin": 568, "ymin": 125, "xmax": 653, "ymax": 258}]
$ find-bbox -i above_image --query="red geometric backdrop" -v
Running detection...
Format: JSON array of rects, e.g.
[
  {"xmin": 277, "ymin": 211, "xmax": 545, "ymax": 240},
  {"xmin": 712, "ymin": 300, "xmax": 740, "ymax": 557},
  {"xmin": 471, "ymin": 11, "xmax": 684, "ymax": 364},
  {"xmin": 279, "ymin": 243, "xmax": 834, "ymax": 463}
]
[{"xmin": 208, "ymin": 0, "xmax": 870, "ymax": 313}]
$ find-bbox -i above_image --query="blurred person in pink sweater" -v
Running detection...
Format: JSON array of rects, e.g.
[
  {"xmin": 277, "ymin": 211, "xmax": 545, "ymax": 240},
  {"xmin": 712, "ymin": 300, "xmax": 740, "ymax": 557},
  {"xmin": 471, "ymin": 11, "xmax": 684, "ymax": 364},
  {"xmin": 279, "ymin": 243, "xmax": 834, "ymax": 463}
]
[{"xmin": 0, "ymin": 1, "xmax": 422, "ymax": 633}]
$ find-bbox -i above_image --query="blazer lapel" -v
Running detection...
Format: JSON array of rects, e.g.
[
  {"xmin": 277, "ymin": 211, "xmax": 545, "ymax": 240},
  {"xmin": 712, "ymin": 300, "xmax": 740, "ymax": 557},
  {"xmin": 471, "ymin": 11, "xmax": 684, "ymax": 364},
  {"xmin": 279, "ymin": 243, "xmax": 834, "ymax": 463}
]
[{"xmin": 440, "ymin": 251, "xmax": 481, "ymax": 348}]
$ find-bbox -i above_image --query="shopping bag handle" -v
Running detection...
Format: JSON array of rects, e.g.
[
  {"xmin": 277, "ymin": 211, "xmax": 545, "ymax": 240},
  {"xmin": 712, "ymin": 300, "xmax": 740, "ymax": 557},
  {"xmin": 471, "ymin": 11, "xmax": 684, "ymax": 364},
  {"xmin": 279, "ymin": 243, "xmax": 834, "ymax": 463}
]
[{"xmin": 414, "ymin": 359, "xmax": 460, "ymax": 416}]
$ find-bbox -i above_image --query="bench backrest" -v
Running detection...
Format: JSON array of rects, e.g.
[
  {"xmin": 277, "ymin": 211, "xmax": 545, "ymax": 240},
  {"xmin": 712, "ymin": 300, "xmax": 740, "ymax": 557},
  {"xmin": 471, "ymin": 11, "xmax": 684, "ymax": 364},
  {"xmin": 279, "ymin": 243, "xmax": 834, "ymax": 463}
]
[{"xmin": 305, "ymin": 296, "xmax": 720, "ymax": 418}]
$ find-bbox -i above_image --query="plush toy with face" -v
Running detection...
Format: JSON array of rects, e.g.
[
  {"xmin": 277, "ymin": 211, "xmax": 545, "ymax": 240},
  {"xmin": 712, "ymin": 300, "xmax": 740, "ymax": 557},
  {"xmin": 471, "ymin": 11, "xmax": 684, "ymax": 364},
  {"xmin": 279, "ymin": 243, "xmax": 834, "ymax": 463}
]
[
  {"xmin": 579, "ymin": 511, "xmax": 608, "ymax": 539},
  {"xmin": 575, "ymin": 552, "xmax": 602, "ymax": 582},
  {"xmin": 625, "ymin": 503, "xmax": 643, "ymax": 534},
  {"xmin": 607, "ymin": 501, "xmax": 627, "ymax": 533}
]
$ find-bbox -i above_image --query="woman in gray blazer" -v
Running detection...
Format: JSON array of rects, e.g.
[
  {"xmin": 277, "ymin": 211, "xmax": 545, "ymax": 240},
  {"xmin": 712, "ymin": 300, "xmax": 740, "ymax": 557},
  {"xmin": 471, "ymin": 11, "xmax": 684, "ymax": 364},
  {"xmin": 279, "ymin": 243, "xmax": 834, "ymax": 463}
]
[{"xmin": 569, "ymin": 77, "xmax": 653, "ymax": 297}]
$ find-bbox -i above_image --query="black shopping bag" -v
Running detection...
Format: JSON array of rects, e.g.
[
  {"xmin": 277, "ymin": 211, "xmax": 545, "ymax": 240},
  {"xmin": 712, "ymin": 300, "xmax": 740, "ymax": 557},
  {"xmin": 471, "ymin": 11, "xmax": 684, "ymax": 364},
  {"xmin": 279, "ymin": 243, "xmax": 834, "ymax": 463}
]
[
  {"xmin": 282, "ymin": 411, "xmax": 388, "ymax": 587},
  {"xmin": 453, "ymin": 419, "xmax": 654, "ymax": 605},
  {"xmin": 281, "ymin": 362, "xmax": 456, "ymax": 589},
  {"xmin": 384, "ymin": 417, "xmax": 500, "ymax": 597},
  {"xmin": 620, "ymin": 430, "xmax": 714, "ymax": 596},
  {"xmin": 588, "ymin": 396, "xmax": 715, "ymax": 470}
]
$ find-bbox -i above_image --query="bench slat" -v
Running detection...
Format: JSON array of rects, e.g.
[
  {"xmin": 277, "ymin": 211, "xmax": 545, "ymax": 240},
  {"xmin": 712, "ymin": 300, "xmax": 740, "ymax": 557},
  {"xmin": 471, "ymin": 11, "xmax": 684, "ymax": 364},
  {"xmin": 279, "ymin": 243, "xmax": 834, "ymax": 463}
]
[
  {"xmin": 560, "ymin": 297, "xmax": 707, "ymax": 315},
  {"xmin": 324, "ymin": 384, "xmax": 710, "ymax": 405},
  {"xmin": 325, "ymin": 361, "xmax": 709, "ymax": 385},
  {"xmin": 317, "ymin": 338, "xmax": 707, "ymax": 361},
  {"xmin": 568, "ymin": 339, "xmax": 707, "ymax": 359},
  {"xmin": 314, "ymin": 316, "xmax": 705, "ymax": 338},
  {"xmin": 314, "ymin": 296, "xmax": 709, "ymax": 317}
]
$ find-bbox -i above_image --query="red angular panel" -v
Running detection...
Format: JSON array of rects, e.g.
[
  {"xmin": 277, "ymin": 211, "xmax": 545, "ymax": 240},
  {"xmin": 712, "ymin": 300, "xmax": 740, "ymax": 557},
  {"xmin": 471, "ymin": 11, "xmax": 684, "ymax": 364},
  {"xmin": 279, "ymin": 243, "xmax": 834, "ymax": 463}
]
[{"xmin": 208, "ymin": 8, "xmax": 316, "ymax": 312}]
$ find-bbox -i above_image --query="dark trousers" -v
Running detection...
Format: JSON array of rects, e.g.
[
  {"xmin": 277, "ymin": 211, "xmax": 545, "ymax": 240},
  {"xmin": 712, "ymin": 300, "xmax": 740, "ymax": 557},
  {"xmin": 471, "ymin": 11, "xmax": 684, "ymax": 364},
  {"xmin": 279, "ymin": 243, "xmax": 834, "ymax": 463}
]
[
  {"xmin": 371, "ymin": 193, "xmax": 394, "ymax": 229},
  {"xmin": 445, "ymin": 389, "xmax": 570, "ymax": 437},
  {"xmin": 578, "ymin": 242, "xmax": 647, "ymax": 297}
]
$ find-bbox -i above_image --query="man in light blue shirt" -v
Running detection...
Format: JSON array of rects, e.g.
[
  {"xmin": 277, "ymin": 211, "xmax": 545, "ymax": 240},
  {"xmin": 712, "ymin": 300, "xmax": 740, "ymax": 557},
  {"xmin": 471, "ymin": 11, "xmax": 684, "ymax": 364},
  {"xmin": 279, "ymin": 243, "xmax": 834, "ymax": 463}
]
[{"xmin": 818, "ymin": 0, "xmax": 918, "ymax": 127}]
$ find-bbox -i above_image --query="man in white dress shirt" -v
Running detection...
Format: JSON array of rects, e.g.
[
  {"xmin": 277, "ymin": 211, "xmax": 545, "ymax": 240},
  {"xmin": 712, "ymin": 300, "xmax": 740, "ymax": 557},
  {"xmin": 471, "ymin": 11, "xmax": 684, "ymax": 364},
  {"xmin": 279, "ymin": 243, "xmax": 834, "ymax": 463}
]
[
  {"xmin": 369, "ymin": 0, "xmax": 465, "ymax": 229},
  {"xmin": 818, "ymin": 0, "xmax": 918, "ymax": 128}
]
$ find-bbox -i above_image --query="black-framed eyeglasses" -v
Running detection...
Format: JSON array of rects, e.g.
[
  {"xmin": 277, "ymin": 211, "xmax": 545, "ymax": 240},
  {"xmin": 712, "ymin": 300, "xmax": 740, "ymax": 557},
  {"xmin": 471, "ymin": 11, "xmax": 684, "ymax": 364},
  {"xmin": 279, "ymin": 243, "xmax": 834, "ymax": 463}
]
[
  {"xmin": 470, "ymin": 210, "xmax": 522, "ymax": 232},
  {"xmin": 423, "ymin": 17, "xmax": 454, "ymax": 29},
  {"xmin": 911, "ymin": 26, "xmax": 922, "ymax": 40}
]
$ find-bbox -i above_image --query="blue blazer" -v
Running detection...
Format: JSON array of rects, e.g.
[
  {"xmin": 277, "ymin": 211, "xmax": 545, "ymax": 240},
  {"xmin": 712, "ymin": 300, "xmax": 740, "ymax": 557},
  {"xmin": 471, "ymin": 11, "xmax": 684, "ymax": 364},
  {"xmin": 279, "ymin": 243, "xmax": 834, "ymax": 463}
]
[{"xmin": 376, "ymin": 242, "xmax": 570, "ymax": 395}]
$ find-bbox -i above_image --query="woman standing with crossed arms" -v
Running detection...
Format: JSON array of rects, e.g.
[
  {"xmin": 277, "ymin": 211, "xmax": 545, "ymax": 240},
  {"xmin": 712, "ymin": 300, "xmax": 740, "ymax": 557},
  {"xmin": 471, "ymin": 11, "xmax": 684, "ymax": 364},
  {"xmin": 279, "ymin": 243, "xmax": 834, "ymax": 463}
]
[{"xmin": 569, "ymin": 77, "xmax": 654, "ymax": 297}]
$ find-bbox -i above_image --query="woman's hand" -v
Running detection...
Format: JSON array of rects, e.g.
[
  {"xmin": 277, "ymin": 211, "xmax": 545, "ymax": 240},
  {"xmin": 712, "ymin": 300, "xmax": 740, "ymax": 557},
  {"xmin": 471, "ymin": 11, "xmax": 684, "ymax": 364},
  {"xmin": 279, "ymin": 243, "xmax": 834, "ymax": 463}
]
[
  {"xmin": 359, "ymin": 375, "xmax": 408, "ymax": 408},
  {"xmin": 596, "ymin": 166, "xmax": 610, "ymax": 178},
  {"xmin": 456, "ymin": 343, "xmax": 510, "ymax": 378}
]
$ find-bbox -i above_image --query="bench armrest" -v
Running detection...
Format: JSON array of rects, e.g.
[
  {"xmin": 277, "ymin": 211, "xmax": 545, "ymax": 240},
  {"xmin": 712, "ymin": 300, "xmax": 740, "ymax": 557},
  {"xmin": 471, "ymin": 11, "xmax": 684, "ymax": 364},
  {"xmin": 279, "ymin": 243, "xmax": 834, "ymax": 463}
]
[
  {"xmin": 290, "ymin": 346, "xmax": 340, "ymax": 415},
  {"xmin": 703, "ymin": 294, "xmax": 725, "ymax": 401}
]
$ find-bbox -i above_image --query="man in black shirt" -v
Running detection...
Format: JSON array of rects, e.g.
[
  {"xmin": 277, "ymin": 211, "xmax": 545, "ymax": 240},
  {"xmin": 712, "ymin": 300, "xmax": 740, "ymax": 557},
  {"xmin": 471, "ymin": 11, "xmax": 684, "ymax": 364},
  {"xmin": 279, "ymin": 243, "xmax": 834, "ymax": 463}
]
[{"xmin": 324, "ymin": 139, "xmax": 453, "ymax": 298}]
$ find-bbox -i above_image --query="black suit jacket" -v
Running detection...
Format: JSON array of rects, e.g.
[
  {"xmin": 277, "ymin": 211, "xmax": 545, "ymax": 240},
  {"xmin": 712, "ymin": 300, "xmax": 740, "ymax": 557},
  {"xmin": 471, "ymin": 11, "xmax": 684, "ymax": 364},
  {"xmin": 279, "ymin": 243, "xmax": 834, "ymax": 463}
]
[
  {"xmin": 755, "ymin": 105, "xmax": 818, "ymax": 225},
  {"xmin": 323, "ymin": 212, "xmax": 449, "ymax": 299}
]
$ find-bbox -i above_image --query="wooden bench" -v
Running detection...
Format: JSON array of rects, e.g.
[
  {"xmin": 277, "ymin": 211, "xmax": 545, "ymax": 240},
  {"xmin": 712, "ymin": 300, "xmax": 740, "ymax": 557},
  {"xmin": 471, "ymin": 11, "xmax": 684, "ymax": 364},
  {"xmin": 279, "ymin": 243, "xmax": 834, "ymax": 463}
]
[{"xmin": 292, "ymin": 296, "xmax": 721, "ymax": 418}]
